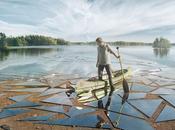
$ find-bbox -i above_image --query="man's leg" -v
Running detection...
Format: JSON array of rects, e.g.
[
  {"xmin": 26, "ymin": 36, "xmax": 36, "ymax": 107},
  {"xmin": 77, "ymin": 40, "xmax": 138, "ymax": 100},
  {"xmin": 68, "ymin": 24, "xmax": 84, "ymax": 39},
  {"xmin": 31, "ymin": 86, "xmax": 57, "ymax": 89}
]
[
  {"xmin": 98, "ymin": 65, "xmax": 104, "ymax": 80},
  {"xmin": 105, "ymin": 65, "xmax": 114, "ymax": 90}
]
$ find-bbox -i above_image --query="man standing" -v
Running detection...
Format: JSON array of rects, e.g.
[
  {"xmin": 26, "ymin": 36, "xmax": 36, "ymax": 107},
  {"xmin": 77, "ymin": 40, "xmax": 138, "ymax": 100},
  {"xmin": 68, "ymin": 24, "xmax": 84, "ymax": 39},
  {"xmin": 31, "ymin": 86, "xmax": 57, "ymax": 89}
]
[{"xmin": 96, "ymin": 37, "xmax": 119, "ymax": 90}]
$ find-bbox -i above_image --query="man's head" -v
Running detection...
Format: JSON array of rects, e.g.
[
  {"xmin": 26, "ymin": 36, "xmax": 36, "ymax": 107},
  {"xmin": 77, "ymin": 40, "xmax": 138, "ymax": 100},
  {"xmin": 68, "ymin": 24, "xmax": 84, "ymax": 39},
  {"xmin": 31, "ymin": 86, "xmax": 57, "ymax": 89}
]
[{"xmin": 96, "ymin": 37, "xmax": 103, "ymax": 45}]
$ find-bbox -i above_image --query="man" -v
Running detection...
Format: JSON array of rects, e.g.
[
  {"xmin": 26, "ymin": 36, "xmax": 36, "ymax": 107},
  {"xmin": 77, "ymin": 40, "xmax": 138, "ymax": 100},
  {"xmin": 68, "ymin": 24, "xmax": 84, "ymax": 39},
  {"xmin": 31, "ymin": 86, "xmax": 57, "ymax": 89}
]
[{"xmin": 96, "ymin": 37, "xmax": 119, "ymax": 90}]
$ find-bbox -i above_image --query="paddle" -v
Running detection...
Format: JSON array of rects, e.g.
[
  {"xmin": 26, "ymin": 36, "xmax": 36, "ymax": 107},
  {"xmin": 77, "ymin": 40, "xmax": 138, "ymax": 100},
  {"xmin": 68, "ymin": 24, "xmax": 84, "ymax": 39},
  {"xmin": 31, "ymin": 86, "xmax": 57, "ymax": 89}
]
[{"xmin": 116, "ymin": 47, "xmax": 129, "ymax": 93}]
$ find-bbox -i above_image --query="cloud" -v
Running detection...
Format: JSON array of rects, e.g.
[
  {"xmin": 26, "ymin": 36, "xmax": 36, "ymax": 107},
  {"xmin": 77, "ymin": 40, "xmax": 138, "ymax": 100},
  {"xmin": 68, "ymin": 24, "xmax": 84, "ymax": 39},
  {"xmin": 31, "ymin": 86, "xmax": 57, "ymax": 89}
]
[{"xmin": 0, "ymin": 0, "xmax": 175, "ymax": 42}]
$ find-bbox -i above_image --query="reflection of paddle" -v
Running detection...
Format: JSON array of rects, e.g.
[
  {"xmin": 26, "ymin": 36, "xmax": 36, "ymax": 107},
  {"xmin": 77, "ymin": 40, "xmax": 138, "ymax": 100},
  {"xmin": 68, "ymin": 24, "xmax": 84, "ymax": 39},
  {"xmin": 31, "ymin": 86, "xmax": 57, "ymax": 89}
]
[
  {"xmin": 115, "ymin": 92, "xmax": 129, "ymax": 127},
  {"xmin": 116, "ymin": 47, "xmax": 129, "ymax": 93}
]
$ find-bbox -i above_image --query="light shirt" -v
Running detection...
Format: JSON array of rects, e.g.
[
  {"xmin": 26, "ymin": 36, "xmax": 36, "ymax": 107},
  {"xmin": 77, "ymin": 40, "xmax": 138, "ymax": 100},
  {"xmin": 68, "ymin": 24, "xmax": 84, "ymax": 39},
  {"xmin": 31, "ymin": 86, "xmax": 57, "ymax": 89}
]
[{"xmin": 97, "ymin": 43, "xmax": 112, "ymax": 66}]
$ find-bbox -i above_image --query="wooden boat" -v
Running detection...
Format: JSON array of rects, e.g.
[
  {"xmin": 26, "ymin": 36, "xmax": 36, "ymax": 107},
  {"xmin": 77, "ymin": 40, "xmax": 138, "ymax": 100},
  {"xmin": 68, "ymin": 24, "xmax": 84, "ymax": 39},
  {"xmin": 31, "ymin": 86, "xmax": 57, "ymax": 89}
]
[{"xmin": 76, "ymin": 67, "xmax": 132, "ymax": 97}]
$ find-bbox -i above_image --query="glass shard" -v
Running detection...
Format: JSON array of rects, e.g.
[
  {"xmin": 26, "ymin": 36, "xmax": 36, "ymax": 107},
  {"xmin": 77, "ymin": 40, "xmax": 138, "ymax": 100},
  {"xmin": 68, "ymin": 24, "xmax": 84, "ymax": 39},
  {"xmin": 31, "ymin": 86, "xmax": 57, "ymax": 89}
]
[
  {"xmin": 129, "ymin": 99, "xmax": 162, "ymax": 117},
  {"xmin": 85, "ymin": 93, "xmax": 143, "ymax": 118},
  {"xmin": 39, "ymin": 88, "xmax": 69, "ymax": 96},
  {"xmin": 0, "ymin": 109, "xmax": 29, "ymax": 119},
  {"xmin": 36, "ymin": 114, "xmax": 104, "ymax": 128},
  {"xmin": 66, "ymin": 106, "xmax": 96, "ymax": 117},
  {"xmin": 160, "ymin": 95, "xmax": 175, "ymax": 107},
  {"xmin": 5, "ymin": 100, "xmax": 41, "ymax": 109},
  {"xmin": 19, "ymin": 114, "xmax": 54, "ymax": 121},
  {"xmin": 42, "ymin": 93, "xmax": 73, "ymax": 106},
  {"xmin": 9, "ymin": 94, "xmax": 32, "ymax": 102},
  {"xmin": 108, "ymin": 111, "xmax": 155, "ymax": 130},
  {"xmin": 156, "ymin": 105, "xmax": 175, "ymax": 122},
  {"xmin": 151, "ymin": 88, "xmax": 175, "ymax": 95},
  {"xmin": 131, "ymin": 85, "xmax": 155, "ymax": 92},
  {"xmin": 33, "ymin": 106, "xmax": 65, "ymax": 115},
  {"xmin": 13, "ymin": 80, "xmax": 47, "ymax": 87},
  {"xmin": 119, "ymin": 92, "xmax": 146, "ymax": 100},
  {"xmin": 7, "ymin": 88, "xmax": 48, "ymax": 93}
]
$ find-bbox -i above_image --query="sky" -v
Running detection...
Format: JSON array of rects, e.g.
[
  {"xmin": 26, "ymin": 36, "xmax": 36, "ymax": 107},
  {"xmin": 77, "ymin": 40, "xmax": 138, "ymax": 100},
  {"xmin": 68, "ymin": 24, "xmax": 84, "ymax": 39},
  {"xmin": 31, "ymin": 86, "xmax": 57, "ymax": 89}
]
[{"xmin": 0, "ymin": 0, "xmax": 175, "ymax": 42}]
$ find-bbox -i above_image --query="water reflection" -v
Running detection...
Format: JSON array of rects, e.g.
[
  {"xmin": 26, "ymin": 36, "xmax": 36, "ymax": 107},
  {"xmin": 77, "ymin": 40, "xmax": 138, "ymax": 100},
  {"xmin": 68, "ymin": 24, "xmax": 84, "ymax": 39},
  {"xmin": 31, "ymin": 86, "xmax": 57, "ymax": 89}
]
[
  {"xmin": 0, "ymin": 49, "xmax": 9, "ymax": 61},
  {"xmin": 95, "ymin": 89, "xmax": 113, "ymax": 128},
  {"xmin": 93, "ymin": 87, "xmax": 129, "ymax": 109},
  {"xmin": 0, "ymin": 47, "xmax": 60, "ymax": 61},
  {"xmin": 95, "ymin": 88, "xmax": 129, "ymax": 128},
  {"xmin": 9, "ymin": 48, "xmax": 56, "ymax": 56},
  {"xmin": 153, "ymin": 48, "xmax": 170, "ymax": 58}
]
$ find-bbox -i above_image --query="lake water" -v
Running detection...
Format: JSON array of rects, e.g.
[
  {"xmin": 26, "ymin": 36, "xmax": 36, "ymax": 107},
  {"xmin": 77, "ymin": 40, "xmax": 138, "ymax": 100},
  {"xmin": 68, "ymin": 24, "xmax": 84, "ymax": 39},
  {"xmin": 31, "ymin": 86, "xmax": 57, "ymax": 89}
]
[{"xmin": 0, "ymin": 45, "xmax": 175, "ymax": 81}]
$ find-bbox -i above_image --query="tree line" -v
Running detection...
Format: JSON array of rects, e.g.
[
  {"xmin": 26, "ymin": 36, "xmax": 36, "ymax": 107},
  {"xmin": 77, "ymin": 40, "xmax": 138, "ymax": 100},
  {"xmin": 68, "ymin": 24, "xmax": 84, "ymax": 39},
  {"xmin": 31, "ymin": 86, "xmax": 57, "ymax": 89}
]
[
  {"xmin": 0, "ymin": 32, "xmax": 172, "ymax": 50},
  {"xmin": 0, "ymin": 32, "xmax": 69, "ymax": 49}
]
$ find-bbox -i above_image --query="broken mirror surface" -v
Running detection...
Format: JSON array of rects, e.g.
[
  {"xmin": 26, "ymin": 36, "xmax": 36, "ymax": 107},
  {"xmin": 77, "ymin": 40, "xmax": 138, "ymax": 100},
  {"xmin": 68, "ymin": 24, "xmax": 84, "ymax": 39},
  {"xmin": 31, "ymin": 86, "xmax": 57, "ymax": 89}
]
[
  {"xmin": 13, "ymin": 80, "xmax": 48, "ymax": 87},
  {"xmin": 119, "ymin": 92, "xmax": 146, "ymax": 100},
  {"xmin": 156, "ymin": 105, "xmax": 175, "ymax": 122},
  {"xmin": 0, "ymin": 109, "xmax": 29, "ymax": 119},
  {"xmin": 33, "ymin": 105, "xmax": 65, "ymax": 115},
  {"xmin": 66, "ymin": 106, "xmax": 96, "ymax": 117},
  {"xmin": 151, "ymin": 88, "xmax": 175, "ymax": 95},
  {"xmin": 41, "ymin": 93, "xmax": 73, "ymax": 106},
  {"xmin": 84, "ymin": 90, "xmax": 119, "ymax": 108},
  {"xmin": 108, "ymin": 111, "xmax": 155, "ymax": 130},
  {"xmin": 131, "ymin": 85, "xmax": 155, "ymax": 92},
  {"xmin": 85, "ymin": 93, "xmax": 144, "ymax": 118},
  {"xmin": 39, "ymin": 88, "xmax": 69, "ymax": 96},
  {"xmin": 7, "ymin": 88, "xmax": 48, "ymax": 93},
  {"xmin": 19, "ymin": 113, "xmax": 54, "ymax": 121},
  {"xmin": 9, "ymin": 94, "xmax": 32, "ymax": 102},
  {"xmin": 129, "ymin": 99, "xmax": 162, "ymax": 117},
  {"xmin": 36, "ymin": 114, "xmax": 108, "ymax": 129},
  {"xmin": 5, "ymin": 100, "xmax": 41, "ymax": 109},
  {"xmin": 160, "ymin": 95, "xmax": 175, "ymax": 107}
]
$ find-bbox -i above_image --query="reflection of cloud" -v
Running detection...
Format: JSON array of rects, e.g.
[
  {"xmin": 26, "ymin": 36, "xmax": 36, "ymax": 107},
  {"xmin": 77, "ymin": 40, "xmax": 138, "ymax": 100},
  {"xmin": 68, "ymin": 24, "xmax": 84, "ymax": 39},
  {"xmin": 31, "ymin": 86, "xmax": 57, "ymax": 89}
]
[{"xmin": 0, "ymin": 0, "xmax": 175, "ymax": 42}]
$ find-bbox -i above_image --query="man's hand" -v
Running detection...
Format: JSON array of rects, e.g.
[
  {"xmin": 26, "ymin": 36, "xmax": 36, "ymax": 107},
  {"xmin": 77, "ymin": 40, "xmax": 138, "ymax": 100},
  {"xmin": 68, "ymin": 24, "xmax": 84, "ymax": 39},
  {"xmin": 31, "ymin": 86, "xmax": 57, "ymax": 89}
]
[
  {"xmin": 96, "ymin": 63, "xmax": 99, "ymax": 67},
  {"xmin": 114, "ymin": 54, "xmax": 120, "ymax": 59}
]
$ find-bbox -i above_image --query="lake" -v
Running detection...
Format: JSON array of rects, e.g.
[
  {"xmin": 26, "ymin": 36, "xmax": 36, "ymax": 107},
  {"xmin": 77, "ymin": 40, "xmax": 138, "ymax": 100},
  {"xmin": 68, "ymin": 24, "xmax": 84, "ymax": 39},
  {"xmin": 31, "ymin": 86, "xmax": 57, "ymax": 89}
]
[{"xmin": 0, "ymin": 45, "xmax": 175, "ymax": 81}]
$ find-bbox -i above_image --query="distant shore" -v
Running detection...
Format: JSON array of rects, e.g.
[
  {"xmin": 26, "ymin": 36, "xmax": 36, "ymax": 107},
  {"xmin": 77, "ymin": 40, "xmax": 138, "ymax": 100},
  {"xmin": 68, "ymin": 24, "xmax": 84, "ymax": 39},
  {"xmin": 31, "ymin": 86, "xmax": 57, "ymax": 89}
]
[{"xmin": 1, "ymin": 32, "xmax": 175, "ymax": 48}]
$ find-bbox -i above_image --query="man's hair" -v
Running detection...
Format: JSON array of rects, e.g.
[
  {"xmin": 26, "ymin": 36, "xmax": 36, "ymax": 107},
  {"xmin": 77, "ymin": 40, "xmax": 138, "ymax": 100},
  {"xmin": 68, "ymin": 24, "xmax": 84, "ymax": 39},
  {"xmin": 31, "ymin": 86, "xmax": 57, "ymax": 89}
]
[{"xmin": 96, "ymin": 37, "xmax": 103, "ymax": 43}]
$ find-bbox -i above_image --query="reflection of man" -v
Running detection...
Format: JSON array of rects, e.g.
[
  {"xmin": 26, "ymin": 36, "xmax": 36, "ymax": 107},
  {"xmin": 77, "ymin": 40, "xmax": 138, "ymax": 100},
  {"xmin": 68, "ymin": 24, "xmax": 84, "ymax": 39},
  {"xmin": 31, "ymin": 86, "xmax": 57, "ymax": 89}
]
[
  {"xmin": 94, "ymin": 89, "xmax": 114, "ymax": 128},
  {"xmin": 94, "ymin": 88, "xmax": 129, "ymax": 128},
  {"xmin": 96, "ymin": 37, "xmax": 120, "ymax": 90}
]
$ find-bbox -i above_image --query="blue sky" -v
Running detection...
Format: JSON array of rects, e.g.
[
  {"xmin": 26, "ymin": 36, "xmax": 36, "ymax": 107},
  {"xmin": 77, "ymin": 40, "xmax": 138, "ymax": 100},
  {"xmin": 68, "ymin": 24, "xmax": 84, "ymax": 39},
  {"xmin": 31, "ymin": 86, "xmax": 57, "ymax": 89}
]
[{"xmin": 0, "ymin": 0, "xmax": 175, "ymax": 42}]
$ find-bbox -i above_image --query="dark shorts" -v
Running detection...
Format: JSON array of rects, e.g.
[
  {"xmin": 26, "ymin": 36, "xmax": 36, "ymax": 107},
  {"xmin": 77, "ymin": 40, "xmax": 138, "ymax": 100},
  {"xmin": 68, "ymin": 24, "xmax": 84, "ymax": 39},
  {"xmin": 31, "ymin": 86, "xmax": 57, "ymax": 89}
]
[{"xmin": 98, "ymin": 64, "xmax": 113, "ymax": 88}]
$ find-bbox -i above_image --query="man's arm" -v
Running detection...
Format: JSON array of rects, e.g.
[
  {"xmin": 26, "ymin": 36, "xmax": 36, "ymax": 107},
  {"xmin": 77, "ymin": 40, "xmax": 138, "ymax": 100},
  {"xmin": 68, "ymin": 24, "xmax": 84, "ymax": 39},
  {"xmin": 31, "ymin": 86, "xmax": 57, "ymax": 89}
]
[
  {"xmin": 106, "ymin": 44, "xmax": 120, "ymax": 59},
  {"xmin": 96, "ymin": 48, "xmax": 99, "ymax": 67}
]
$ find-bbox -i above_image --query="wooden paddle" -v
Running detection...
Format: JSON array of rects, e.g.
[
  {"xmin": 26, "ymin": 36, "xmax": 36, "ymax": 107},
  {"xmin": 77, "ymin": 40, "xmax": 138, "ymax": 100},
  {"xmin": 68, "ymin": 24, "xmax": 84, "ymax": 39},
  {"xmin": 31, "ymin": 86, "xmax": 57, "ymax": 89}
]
[{"xmin": 116, "ymin": 47, "xmax": 129, "ymax": 93}]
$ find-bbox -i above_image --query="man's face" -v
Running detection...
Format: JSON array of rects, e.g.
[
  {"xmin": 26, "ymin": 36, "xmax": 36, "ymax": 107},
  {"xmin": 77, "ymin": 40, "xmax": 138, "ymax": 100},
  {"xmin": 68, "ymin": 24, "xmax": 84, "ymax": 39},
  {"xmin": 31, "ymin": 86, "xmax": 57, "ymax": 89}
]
[
  {"xmin": 96, "ymin": 40, "xmax": 103, "ymax": 46},
  {"xmin": 96, "ymin": 41, "xmax": 101, "ymax": 46}
]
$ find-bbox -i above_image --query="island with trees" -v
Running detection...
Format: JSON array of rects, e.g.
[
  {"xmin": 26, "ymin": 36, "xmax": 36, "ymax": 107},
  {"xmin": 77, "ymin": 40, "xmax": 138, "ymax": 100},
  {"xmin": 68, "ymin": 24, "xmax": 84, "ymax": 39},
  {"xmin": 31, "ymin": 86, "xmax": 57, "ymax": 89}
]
[
  {"xmin": 0, "ymin": 32, "xmax": 69, "ymax": 50},
  {"xmin": 152, "ymin": 37, "xmax": 171, "ymax": 57},
  {"xmin": 153, "ymin": 37, "xmax": 171, "ymax": 48}
]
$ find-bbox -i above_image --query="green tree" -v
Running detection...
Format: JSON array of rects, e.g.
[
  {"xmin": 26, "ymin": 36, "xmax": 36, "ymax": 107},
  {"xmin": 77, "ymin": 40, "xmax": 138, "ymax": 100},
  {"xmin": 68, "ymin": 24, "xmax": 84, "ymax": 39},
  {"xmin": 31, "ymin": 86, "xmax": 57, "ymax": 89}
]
[
  {"xmin": 0, "ymin": 32, "xmax": 8, "ymax": 49},
  {"xmin": 153, "ymin": 37, "xmax": 171, "ymax": 48}
]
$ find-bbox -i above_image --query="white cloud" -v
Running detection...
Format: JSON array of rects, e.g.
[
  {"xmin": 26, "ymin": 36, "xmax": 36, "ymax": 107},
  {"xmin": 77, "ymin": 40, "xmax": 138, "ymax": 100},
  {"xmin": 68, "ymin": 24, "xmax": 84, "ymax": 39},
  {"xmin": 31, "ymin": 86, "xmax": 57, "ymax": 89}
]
[{"xmin": 0, "ymin": 0, "xmax": 175, "ymax": 42}]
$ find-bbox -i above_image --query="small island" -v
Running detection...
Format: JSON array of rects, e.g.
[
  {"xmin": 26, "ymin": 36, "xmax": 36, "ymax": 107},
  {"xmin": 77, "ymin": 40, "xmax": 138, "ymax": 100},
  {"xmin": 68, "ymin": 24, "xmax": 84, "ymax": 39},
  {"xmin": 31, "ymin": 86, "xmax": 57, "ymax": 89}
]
[
  {"xmin": 152, "ymin": 37, "xmax": 171, "ymax": 57},
  {"xmin": 152, "ymin": 37, "xmax": 171, "ymax": 48}
]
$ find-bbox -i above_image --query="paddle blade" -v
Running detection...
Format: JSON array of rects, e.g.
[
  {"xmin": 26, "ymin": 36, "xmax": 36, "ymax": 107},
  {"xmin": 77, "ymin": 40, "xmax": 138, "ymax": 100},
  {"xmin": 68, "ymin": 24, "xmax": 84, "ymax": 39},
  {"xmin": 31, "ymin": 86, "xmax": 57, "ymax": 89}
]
[{"xmin": 122, "ymin": 78, "xmax": 129, "ymax": 93}]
